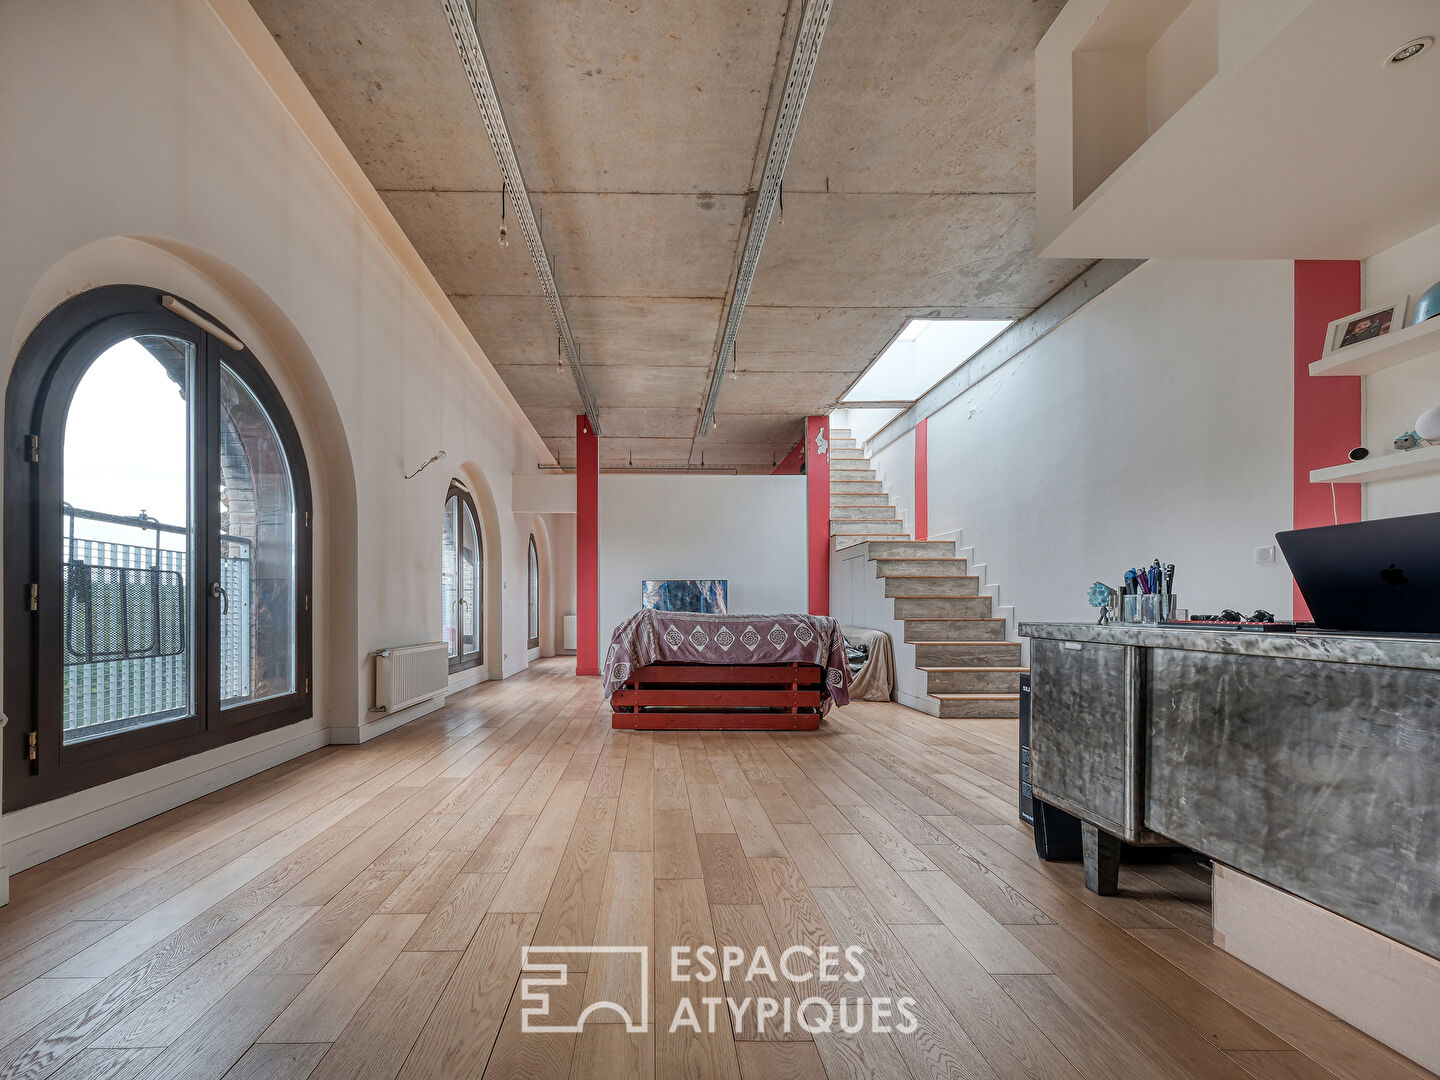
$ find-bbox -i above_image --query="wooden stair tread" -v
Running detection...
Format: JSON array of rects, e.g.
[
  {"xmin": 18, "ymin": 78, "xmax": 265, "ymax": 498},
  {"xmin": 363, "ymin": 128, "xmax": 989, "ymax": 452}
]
[
  {"xmin": 900, "ymin": 616, "xmax": 1004, "ymax": 622},
  {"xmin": 877, "ymin": 574, "xmax": 979, "ymax": 580},
  {"xmin": 916, "ymin": 640, "xmax": 1024, "ymax": 647},
  {"xmin": 873, "ymin": 557, "xmax": 966, "ymax": 562},
  {"xmin": 932, "ymin": 697, "xmax": 1020, "ymax": 706},
  {"xmin": 919, "ymin": 666, "xmax": 1029, "ymax": 673}
]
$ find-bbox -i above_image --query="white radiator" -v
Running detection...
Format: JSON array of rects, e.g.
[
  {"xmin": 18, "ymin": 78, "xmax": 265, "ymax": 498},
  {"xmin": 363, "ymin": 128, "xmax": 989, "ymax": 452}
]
[{"xmin": 374, "ymin": 641, "xmax": 449, "ymax": 712}]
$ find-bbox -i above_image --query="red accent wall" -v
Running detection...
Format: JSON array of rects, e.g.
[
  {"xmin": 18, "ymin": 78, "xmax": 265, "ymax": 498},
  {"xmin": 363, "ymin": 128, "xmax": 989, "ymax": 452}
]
[
  {"xmin": 772, "ymin": 438, "xmax": 805, "ymax": 475},
  {"xmin": 805, "ymin": 416, "xmax": 830, "ymax": 615},
  {"xmin": 576, "ymin": 415, "xmax": 599, "ymax": 675},
  {"xmin": 1293, "ymin": 261, "xmax": 1362, "ymax": 618},
  {"xmin": 914, "ymin": 418, "xmax": 929, "ymax": 542}
]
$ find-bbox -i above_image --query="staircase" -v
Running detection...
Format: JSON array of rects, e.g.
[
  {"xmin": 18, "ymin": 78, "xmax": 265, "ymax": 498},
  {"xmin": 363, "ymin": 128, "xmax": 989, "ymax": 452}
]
[{"xmin": 829, "ymin": 427, "xmax": 1025, "ymax": 719}]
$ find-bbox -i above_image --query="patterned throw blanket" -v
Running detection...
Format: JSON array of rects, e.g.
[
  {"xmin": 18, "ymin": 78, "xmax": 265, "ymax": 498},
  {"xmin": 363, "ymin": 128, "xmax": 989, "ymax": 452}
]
[{"xmin": 603, "ymin": 610, "xmax": 853, "ymax": 708}]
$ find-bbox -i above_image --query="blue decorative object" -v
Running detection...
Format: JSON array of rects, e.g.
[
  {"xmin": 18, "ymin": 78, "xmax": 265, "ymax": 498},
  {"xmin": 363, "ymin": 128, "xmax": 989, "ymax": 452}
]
[
  {"xmin": 1395, "ymin": 430, "xmax": 1421, "ymax": 452},
  {"xmin": 1412, "ymin": 279, "xmax": 1440, "ymax": 326},
  {"xmin": 1088, "ymin": 581, "xmax": 1118, "ymax": 624}
]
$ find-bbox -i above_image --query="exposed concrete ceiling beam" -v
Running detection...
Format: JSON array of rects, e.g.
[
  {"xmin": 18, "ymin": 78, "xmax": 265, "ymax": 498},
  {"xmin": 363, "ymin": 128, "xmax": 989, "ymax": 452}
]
[
  {"xmin": 440, "ymin": 0, "xmax": 601, "ymax": 433},
  {"xmin": 698, "ymin": 0, "xmax": 833, "ymax": 437}
]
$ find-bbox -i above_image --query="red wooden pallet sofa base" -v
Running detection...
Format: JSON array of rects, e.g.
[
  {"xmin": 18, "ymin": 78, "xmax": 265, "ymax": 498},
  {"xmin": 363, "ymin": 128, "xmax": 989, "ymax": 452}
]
[{"xmin": 610, "ymin": 662, "xmax": 824, "ymax": 731}]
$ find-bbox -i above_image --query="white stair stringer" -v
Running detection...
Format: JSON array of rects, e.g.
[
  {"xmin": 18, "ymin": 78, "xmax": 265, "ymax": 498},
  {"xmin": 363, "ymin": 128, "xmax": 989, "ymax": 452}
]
[{"xmin": 951, "ymin": 541, "xmax": 1020, "ymax": 656}]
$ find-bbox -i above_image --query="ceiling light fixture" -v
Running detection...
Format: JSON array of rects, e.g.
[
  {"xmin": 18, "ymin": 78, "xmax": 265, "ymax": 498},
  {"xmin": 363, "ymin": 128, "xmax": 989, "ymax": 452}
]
[
  {"xmin": 1388, "ymin": 36, "xmax": 1432, "ymax": 64},
  {"xmin": 498, "ymin": 180, "xmax": 509, "ymax": 246}
]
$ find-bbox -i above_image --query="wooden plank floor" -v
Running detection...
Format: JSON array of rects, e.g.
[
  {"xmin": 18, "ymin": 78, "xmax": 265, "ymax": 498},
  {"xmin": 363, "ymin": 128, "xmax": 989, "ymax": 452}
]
[{"xmin": 0, "ymin": 658, "xmax": 1431, "ymax": 1080}]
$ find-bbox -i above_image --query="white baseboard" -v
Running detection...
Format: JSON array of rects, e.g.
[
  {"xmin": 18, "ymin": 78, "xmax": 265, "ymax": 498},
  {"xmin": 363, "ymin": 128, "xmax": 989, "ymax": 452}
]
[
  {"xmin": 1213, "ymin": 865, "xmax": 1440, "ymax": 1074},
  {"xmin": 2, "ymin": 721, "xmax": 329, "ymax": 875},
  {"xmin": 0, "ymin": 866, "xmax": 9, "ymax": 907},
  {"xmin": 341, "ymin": 696, "xmax": 445, "ymax": 745},
  {"xmin": 895, "ymin": 688, "xmax": 941, "ymax": 717},
  {"xmin": 446, "ymin": 666, "xmax": 489, "ymax": 694}
]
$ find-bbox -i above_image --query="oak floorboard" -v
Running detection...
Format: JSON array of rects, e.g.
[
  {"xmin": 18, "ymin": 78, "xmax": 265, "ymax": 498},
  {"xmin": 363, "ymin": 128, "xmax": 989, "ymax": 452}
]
[
  {"xmin": 259, "ymin": 912, "xmax": 423, "ymax": 1043},
  {"xmin": 308, "ymin": 949, "xmax": 460, "ymax": 1080},
  {"xmin": 655, "ymin": 878, "xmax": 742, "ymax": 1079},
  {"xmin": 695, "ymin": 834, "xmax": 761, "ymax": 906},
  {"xmin": 48, "ymin": 1048, "xmax": 162, "ymax": 1080},
  {"xmin": 395, "ymin": 910, "xmax": 538, "ymax": 1078},
  {"xmin": 1, "ymin": 660, "xmax": 1430, "ymax": 1080}
]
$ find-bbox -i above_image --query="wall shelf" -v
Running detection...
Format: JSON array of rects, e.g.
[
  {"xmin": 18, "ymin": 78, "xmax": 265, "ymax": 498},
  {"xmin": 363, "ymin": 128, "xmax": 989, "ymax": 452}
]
[
  {"xmin": 1309, "ymin": 317, "xmax": 1440, "ymax": 377},
  {"xmin": 1310, "ymin": 443, "xmax": 1440, "ymax": 484}
]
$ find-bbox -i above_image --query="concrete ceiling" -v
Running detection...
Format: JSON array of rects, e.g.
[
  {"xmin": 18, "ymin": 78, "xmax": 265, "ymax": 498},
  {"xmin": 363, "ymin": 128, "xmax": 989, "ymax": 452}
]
[{"xmin": 252, "ymin": 0, "xmax": 1091, "ymax": 470}]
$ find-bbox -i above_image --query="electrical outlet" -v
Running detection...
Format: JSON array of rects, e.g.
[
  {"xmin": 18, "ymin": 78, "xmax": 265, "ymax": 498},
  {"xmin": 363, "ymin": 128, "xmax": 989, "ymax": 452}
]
[{"xmin": 1255, "ymin": 545, "xmax": 1276, "ymax": 564}]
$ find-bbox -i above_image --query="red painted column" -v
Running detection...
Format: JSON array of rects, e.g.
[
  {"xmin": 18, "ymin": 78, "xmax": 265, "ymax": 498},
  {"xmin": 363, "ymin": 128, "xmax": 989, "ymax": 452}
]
[
  {"xmin": 576, "ymin": 415, "xmax": 600, "ymax": 675},
  {"xmin": 914, "ymin": 418, "xmax": 929, "ymax": 542},
  {"xmin": 1293, "ymin": 261, "xmax": 1362, "ymax": 618},
  {"xmin": 805, "ymin": 415, "xmax": 830, "ymax": 615}
]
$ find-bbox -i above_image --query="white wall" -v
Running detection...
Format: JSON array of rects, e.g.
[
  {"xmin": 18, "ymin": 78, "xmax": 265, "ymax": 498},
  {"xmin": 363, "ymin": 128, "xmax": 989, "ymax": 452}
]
[
  {"xmin": 596, "ymin": 475, "xmax": 807, "ymax": 650},
  {"xmin": 0, "ymin": 0, "xmax": 554, "ymax": 877},
  {"xmin": 871, "ymin": 259, "xmax": 1296, "ymax": 624},
  {"xmin": 828, "ymin": 406, "xmax": 903, "ymax": 448},
  {"xmin": 1361, "ymin": 222, "xmax": 1440, "ymax": 518}
]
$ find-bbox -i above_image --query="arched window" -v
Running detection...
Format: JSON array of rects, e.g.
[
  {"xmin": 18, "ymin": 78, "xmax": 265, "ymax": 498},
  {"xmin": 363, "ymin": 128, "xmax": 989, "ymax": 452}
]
[
  {"xmin": 527, "ymin": 535, "xmax": 540, "ymax": 650},
  {"xmin": 442, "ymin": 483, "xmax": 483, "ymax": 672},
  {"xmin": 4, "ymin": 286, "xmax": 312, "ymax": 811}
]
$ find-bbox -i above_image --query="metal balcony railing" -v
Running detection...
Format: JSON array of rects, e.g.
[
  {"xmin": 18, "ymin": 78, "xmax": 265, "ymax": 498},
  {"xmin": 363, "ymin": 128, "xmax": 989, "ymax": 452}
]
[{"xmin": 61, "ymin": 506, "xmax": 251, "ymax": 740}]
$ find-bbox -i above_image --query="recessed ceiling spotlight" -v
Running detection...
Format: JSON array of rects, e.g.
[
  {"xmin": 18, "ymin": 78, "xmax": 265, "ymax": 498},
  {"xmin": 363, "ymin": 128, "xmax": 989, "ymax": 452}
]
[{"xmin": 1387, "ymin": 37, "xmax": 1432, "ymax": 65}]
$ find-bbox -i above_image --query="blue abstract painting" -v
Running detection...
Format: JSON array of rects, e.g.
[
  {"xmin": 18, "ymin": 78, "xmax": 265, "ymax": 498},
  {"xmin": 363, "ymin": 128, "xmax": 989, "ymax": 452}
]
[{"xmin": 641, "ymin": 579, "xmax": 727, "ymax": 614}]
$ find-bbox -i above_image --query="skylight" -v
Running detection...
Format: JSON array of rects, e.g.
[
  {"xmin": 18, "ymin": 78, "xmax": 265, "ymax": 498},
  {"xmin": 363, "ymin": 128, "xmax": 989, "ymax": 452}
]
[{"xmin": 842, "ymin": 319, "xmax": 1011, "ymax": 404}]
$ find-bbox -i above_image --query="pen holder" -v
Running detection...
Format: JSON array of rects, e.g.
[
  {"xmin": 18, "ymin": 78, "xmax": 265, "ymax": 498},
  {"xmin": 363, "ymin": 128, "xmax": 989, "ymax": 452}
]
[
  {"xmin": 1121, "ymin": 595, "xmax": 1142, "ymax": 623},
  {"xmin": 1140, "ymin": 594, "xmax": 1177, "ymax": 624}
]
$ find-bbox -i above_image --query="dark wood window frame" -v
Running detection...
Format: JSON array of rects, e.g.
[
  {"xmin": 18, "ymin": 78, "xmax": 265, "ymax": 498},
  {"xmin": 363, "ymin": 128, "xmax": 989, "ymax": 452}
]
[
  {"xmin": 527, "ymin": 534, "xmax": 540, "ymax": 651},
  {"xmin": 4, "ymin": 285, "xmax": 313, "ymax": 812},
  {"xmin": 444, "ymin": 483, "xmax": 484, "ymax": 674}
]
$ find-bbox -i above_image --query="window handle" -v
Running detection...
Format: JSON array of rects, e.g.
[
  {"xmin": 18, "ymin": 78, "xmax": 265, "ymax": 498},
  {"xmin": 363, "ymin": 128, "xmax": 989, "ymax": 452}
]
[{"xmin": 211, "ymin": 581, "xmax": 229, "ymax": 615}]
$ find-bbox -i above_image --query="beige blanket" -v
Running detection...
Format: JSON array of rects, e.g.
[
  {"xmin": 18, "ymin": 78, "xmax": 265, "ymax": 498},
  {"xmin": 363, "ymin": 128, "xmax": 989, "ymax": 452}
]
[{"xmin": 842, "ymin": 626, "xmax": 894, "ymax": 702}]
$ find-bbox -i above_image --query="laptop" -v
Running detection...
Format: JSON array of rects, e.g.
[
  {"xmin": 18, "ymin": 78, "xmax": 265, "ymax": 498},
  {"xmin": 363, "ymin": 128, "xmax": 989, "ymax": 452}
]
[{"xmin": 1276, "ymin": 512, "xmax": 1440, "ymax": 634}]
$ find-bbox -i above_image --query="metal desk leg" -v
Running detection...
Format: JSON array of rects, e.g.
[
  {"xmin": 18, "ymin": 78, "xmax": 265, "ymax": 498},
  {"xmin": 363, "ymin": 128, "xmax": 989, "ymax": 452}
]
[{"xmin": 1081, "ymin": 821, "xmax": 1121, "ymax": 895}]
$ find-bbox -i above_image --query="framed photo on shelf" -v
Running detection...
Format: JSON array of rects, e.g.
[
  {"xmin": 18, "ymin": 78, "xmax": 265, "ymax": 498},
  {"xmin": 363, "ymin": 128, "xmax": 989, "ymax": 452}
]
[{"xmin": 1323, "ymin": 297, "xmax": 1408, "ymax": 356}]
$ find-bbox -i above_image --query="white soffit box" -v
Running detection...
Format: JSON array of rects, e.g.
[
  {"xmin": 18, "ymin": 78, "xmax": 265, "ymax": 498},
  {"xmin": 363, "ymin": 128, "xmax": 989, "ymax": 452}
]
[{"xmin": 1036, "ymin": 0, "xmax": 1440, "ymax": 259}]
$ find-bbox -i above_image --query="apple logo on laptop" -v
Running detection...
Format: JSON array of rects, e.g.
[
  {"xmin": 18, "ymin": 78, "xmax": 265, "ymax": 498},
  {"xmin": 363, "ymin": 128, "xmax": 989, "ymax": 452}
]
[{"xmin": 1380, "ymin": 563, "xmax": 1409, "ymax": 586}]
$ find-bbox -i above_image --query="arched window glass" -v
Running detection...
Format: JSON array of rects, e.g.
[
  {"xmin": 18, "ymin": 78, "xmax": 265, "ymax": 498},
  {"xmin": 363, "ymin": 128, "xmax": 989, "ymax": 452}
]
[
  {"xmin": 219, "ymin": 363, "xmax": 296, "ymax": 705},
  {"xmin": 61, "ymin": 335, "xmax": 194, "ymax": 741},
  {"xmin": 442, "ymin": 484, "xmax": 483, "ymax": 672},
  {"xmin": 6, "ymin": 286, "xmax": 312, "ymax": 811},
  {"xmin": 527, "ymin": 535, "xmax": 540, "ymax": 650}
]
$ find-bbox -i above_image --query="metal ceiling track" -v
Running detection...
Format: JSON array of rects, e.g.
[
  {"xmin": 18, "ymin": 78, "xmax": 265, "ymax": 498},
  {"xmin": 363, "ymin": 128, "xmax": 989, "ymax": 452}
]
[
  {"xmin": 440, "ymin": 0, "xmax": 601, "ymax": 434},
  {"xmin": 699, "ymin": 0, "xmax": 833, "ymax": 437}
]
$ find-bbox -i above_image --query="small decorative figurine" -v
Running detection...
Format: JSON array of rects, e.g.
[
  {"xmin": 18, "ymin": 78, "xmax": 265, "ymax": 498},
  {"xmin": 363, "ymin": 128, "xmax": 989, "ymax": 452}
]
[{"xmin": 1088, "ymin": 581, "xmax": 1118, "ymax": 625}]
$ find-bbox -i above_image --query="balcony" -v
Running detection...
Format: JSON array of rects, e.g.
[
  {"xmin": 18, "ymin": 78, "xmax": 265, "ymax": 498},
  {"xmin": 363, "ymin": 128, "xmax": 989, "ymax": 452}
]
[{"xmin": 62, "ymin": 506, "xmax": 253, "ymax": 742}]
